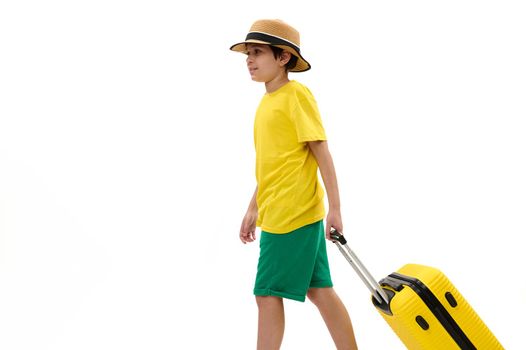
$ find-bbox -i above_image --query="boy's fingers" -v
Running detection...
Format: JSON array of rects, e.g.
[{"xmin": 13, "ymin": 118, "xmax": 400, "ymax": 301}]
[
  {"xmin": 240, "ymin": 230, "xmax": 248, "ymax": 243},
  {"xmin": 245, "ymin": 231, "xmax": 254, "ymax": 242},
  {"xmin": 240, "ymin": 228, "xmax": 256, "ymax": 244},
  {"xmin": 325, "ymin": 224, "xmax": 332, "ymax": 239},
  {"xmin": 240, "ymin": 219, "xmax": 249, "ymax": 243}
]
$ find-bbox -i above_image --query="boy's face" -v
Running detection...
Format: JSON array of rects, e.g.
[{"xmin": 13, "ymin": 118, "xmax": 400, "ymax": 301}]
[{"xmin": 245, "ymin": 44, "xmax": 288, "ymax": 83}]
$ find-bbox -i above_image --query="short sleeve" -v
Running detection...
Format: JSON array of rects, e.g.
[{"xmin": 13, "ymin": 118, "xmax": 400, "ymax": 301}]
[{"xmin": 293, "ymin": 95, "xmax": 327, "ymax": 143}]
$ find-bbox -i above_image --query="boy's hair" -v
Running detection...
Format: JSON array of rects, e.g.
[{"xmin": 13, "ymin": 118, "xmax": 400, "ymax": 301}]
[{"xmin": 270, "ymin": 46, "xmax": 298, "ymax": 72}]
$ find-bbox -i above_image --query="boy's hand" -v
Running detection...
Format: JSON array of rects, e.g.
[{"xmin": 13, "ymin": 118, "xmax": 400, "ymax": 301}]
[
  {"xmin": 326, "ymin": 210, "xmax": 343, "ymax": 240},
  {"xmin": 240, "ymin": 209, "xmax": 258, "ymax": 244}
]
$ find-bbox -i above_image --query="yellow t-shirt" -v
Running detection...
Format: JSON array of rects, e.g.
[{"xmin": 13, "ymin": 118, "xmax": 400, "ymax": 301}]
[{"xmin": 254, "ymin": 80, "xmax": 326, "ymax": 234}]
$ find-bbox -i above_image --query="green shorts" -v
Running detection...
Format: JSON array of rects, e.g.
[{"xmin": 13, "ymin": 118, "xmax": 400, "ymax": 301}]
[{"xmin": 254, "ymin": 220, "xmax": 333, "ymax": 302}]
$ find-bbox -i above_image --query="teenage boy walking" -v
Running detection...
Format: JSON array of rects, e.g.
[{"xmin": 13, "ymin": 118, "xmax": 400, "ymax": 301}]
[{"xmin": 232, "ymin": 19, "xmax": 359, "ymax": 350}]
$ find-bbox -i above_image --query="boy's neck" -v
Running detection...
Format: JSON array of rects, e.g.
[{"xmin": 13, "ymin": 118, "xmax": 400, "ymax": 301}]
[{"xmin": 265, "ymin": 73, "xmax": 290, "ymax": 94}]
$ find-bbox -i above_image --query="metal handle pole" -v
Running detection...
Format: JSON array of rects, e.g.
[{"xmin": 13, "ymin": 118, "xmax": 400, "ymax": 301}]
[{"xmin": 331, "ymin": 231, "xmax": 389, "ymax": 305}]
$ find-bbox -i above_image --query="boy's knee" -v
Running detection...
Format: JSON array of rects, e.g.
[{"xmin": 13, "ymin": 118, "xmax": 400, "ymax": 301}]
[
  {"xmin": 307, "ymin": 288, "xmax": 321, "ymax": 305},
  {"xmin": 307, "ymin": 287, "xmax": 334, "ymax": 306},
  {"xmin": 256, "ymin": 295, "xmax": 283, "ymax": 309}
]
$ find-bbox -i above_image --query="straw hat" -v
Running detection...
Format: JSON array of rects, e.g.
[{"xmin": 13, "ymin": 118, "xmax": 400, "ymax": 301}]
[{"xmin": 230, "ymin": 19, "xmax": 311, "ymax": 72}]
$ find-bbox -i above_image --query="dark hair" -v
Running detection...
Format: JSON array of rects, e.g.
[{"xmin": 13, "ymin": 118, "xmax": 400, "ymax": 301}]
[{"xmin": 270, "ymin": 46, "xmax": 298, "ymax": 71}]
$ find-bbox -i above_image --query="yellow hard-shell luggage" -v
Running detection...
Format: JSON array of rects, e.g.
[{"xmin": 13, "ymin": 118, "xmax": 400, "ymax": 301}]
[{"xmin": 331, "ymin": 232, "xmax": 504, "ymax": 349}]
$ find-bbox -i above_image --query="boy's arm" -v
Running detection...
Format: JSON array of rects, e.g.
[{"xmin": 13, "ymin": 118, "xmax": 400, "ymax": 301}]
[
  {"xmin": 240, "ymin": 186, "xmax": 258, "ymax": 244},
  {"xmin": 247, "ymin": 186, "xmax": 258, "ymax": 213},
  {"xmin": 308, "ymin": 141, "xmax": 343, "ymax": 239}
]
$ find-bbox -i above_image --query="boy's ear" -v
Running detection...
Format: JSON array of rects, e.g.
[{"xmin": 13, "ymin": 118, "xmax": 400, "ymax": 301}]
[{"xmin": 279, "ymin": 51, "xmax": 292, "ymax": 66}]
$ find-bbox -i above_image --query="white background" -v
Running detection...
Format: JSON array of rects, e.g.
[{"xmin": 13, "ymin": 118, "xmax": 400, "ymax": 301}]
[{"xmin": 1, "ymin": 1, "xmax": 525, "ymax": 349}]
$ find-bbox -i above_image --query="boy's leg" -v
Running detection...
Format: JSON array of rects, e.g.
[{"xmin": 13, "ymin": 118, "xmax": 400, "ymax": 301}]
[
  {"xmin": 256, "ymin": 296, "xmax": 285, "ymax": 350},
  {"xmin": 307, "ymin": 287, "xmax": 358, "ymax": 350}
]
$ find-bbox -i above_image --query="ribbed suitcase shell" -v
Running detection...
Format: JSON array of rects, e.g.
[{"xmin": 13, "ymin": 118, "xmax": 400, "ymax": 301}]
[{"xmin": 377, "ymin": 264, "xmax": 504, "ymax": 350}]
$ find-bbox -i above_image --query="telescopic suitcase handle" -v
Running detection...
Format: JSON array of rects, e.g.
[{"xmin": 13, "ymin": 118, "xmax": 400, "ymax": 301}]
[{"xmin": 330, "ymin": 230, "xmax": 390, "ymax": 305}]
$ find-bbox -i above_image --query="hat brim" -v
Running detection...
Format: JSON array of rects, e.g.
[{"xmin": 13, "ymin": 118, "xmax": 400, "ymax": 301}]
[{"xmin": 230, "ymin": 40, "xmax": 311, "ymax": 73}]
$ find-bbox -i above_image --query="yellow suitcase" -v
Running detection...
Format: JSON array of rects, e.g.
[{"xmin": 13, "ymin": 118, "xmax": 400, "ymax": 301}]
[{"xmin": 331, "ymin": 232, "xmax": 504, "ymax": 349}]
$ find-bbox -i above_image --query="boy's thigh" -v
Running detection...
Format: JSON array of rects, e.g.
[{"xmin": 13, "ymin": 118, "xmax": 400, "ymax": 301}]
[
  {"xmin": 309, "ymin": 227, "xmax": 333, "ymax": 289},
  {"xmin": 254, "ymin": 220, "xmax": 332, "ymax": 302}
]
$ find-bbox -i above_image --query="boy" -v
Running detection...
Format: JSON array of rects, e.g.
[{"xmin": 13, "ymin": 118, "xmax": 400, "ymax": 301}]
[{"xmin": 231, "ymin": 19, "xmax": 358, "ymax": 350}]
